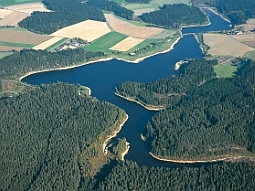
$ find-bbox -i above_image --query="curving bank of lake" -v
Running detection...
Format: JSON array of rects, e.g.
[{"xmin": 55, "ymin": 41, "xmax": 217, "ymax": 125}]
[{"xmin": 22, "ymin": 9, "xmax": 231, "ymax": 167}]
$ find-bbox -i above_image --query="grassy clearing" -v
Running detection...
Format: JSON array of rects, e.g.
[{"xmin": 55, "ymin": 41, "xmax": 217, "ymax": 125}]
[
  {"xmin": 0, "ymin": 0, "xmax": 41, "ymax": 6},
  {"xmin": 0, "ymin": 41, "xmax": 33, "ymax": 48},
  {"xmin": 214, "ymin": 64, "xmax": 239, "ymax": 78},
  {"xmin": 196, "ymin": 33, "xmax": 210, "ymax": 54},
  {"xmin": 84, "ymin": 32, "xmax": 127, "ymax": 53},
  {"xmin": 243, "ymin": 50, "xmax": 255, "ymax": 60},
  {"xmin": 45, "ymin": 38, "xmax": 68, "ymax": 51},
  {"xmin": 123, "ymin": 0, "xmax": 191, "ymax": 11},
  {"xmin": 0, "ymin": 51, "xmax": 12, "ymax": 59}
]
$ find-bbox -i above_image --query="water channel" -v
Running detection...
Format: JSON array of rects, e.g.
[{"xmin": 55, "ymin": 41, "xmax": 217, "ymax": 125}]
[{"xmin": 23, "ymin": 8, "xmax": 231, "ymax": 167}]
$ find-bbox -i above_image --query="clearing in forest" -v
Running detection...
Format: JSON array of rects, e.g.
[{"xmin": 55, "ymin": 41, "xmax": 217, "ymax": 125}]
[
  {"xmin": 33, "ymin": 37, "xmax": 63, "ymax": 50},
  {"xmin": 203, "ymin": 33, "xmax": 254, "ymax": 57},
  {"xmin": 51, "ymin": 20, "xmax": 111, "ymax": 42},
  {"xmin": 110, "ymin": 37, "xmax": 144, "ymax": 51},
  {"xmin": 105, "ymin": 14, "xmax": 163, "ymax": 39}
]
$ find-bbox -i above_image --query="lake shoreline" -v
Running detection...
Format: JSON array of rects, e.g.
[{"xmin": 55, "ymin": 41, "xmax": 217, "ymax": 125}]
[
  {"xmin": 149, "ymin": 152, "xmax": 254, "ymax": 164},
  {"xmin": 19, "ymin": 37, "xmax": 181, "ymax": 81},
  {"xmin": 115, "ymin": 91, "xmax": 165, "ymax": 111},
  {"xmin": 102, "ymin": 114, "xmax": 129, "ymax": 156}
]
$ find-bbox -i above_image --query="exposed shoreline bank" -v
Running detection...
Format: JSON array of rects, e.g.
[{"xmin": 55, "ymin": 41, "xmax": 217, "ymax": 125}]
[
  {"xmin": 149, "ymin": 152, "xmax": 254, "ymax": 164},
  {"xmin": 120, "ymin": 142, "xmax": 130, "ymax": 161},
  {"xmin": 115, "ymin": 91, "xmax": 165, "ymax": 111},
  {"xmin": 102, "ymin": 114, "xmax": 129, "ymax": 156}
]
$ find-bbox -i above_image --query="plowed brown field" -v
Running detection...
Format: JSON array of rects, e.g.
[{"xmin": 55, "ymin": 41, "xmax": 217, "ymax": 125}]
[{"xmin": 104, "ymin": 14, "xmax": 163, "ymax": 38}]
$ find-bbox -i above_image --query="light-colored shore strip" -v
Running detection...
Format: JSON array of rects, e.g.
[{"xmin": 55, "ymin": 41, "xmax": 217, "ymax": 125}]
[
  {"xmin": 115, "ymin": 92, "xmax": 165, "ymax": 111},
  {"xmin": 19, "ymin": 37, "xmax": 182, "ymax": 81},
  {"xmin": 149, "ymin": 152, "xmax": 255, "ymax": 164},
  {"xmin": 206, "ymin": 7, "xmax": 231, "ymax": 23},
  {"xmin": 174, "ymin": 60, "xmax": 188, "ymax": 70},
  {"xmin": 120, "ymin": 142, "xmax": 130, "ymax": 161},
  {"xmin": 102, "ymin": 114, "xmax": 129, "ymax": 155}
]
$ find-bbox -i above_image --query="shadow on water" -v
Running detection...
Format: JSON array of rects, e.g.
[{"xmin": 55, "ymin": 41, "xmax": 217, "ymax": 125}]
[{"xmin": 22, "ymin": 9, "xmax": 230, "ymax": 168}]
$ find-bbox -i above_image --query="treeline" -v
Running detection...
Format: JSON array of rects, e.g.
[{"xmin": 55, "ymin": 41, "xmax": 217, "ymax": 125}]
[
  {"xmin": 139, "ymin": 4, "xmax": 207, "ymax": 28},
  {"xmin": 125, "ymin": 0, "xmax": 151, "ymax": 3},
  {"xmin": 0, "ymin": 83, "xmax": 125, "ymax": 191},
  {"xmin": 0, "ymin": 48, "xmax": 104, "ymax": 80},
  {"xmin": 116, "ymin": 59, "xmax": 217, "ymax": 107},
  {"xmin": 210, "ymin": 0, "xmax": 255, "ymax": 25},
  {"xmin": 117, "ymin": 59, "xmax": 255, "ymax": 160},
  {"xmin": 97, "ymin": 160, "xmax": 255, "ymax": 191},
  {"xmin": 87, "ymin": 0, "xmax": 134, "ymax": 20},
  {"xmin": 19, "ymin": 0, "xmax": 105, "ymax": 34}
]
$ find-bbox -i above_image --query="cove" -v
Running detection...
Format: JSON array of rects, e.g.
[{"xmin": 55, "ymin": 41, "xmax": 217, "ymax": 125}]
[{"xmin": 23, "ymin": 9, "xmax": 230, "ymax": 167}]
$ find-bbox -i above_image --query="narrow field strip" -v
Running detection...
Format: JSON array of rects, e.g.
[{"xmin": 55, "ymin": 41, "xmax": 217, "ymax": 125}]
[
  {"xmin": 110, "ymin": 37, "xmax": 144, "ymax": 51},
  {"xmin": 33, "ymin": 37, "xmax": 62, "ymax": 50}
]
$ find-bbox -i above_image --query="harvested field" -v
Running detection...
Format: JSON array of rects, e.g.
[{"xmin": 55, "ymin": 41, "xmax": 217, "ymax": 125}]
[
  {"xmin": 230, "ymin": 34, "xmax": 255, "ymax": 49},
  {"xmin": 5, "ymin": 2, "xmax": 50, "ymax": 14},
  {"xmin": 0, "ymin": 29, "xmax": 51, "ymax": 44},
  {"xmin": 110, "ymin": 37, "xmax": 144, "ymax": 51},
  {"xmin": 33, "ymin": 37, "xmax": 62, "ymax": 50},
  {"xmin": 51, "ymin": 20, "xmax": 111, "ymax": 42},
  {"xmin": 0, "ymin": 11, "xmax": 29, "ymax": 26},
  {"xmin": 239, "ymin": 19, "xmax": 255, "ymax": 31},
  {"xmin": 203, "ymin": 34, "xmax": 254, "ymax": 57},
  {"xmin": 0, "ymin": 9, "xmax": 13, "ymax": 18},
  {"xmin": 0, "ymin": 45, "xmax": 23, "ymax": 51},
  {"xmin": 105, "ymin": 14, "xmax": 163, "ymax": 38}
]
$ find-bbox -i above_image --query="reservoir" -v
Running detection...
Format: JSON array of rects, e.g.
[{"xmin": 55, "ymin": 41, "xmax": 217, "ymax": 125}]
[{"xmin": 23, "ymin": 8, "xmax": 231, "ymax": 167}]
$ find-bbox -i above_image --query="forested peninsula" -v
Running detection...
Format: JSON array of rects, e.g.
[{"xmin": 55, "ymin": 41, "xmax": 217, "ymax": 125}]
[
  {"xmin": 139, "ymin": 4, "xmax": 208, "ymax": 29},
  {"xmin": 0, "ymin": 83, "xmax": 127, "ymax": 191},
  {"xmin": 211, "ymin": 0, "xmax": 255, "ymax": 25},
  {"xmin": 116, "ymin": 59, "xmax": 255, "ymax": 161}
]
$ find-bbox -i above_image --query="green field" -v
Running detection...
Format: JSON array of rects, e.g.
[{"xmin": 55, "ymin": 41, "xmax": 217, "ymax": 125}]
[
  {"xmin": 0, "ymin": 0, "xmax": 41, "ymax": 6},
  {"xmin": 243, "ymin": 50, "xmax": 255, "ymax": 60},
  {"xmin": 214, "ymin": 64, "xmax": 239, "ymax": 78},
  {"xmin": 84, "ymin": 32, "xmax": 127, "ymax": 53},
  {"xmin": 0, "ymin": 51, "xmax": 12, "ymax": 59},
  {"xmin": 45, "ymin": 38, "xmax": 68, "ymax": 51},
  {"xmin": 0, "ymin": 41, "xmax": 33, "ymax": 48},
  {"xmin": 123, "ymin": 0, "xmax": 191, "ymax": 11}
]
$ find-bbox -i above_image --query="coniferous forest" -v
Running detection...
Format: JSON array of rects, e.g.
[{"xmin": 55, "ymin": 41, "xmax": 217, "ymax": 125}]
[
  {"xmin": 139, "ymin": 4, "xmax": 208, "ymax": 28},
  {"xmin": 117, "ymin": 59, "xmax": 255, "ymax": 160},
  {"xmin": 212, "ymin": 0, "xmax": 255, "ymax": 25},
  {"xmin": 19, "ymin": 0, "xmax": 106, "ymax": 34}
]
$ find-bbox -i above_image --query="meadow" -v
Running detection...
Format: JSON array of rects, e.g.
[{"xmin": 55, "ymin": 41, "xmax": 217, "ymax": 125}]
[
  {"xmin": 243, "ymin": 50, "xmax": 255, "ymax": 60},
  {"xmin": 0, "ymin": 0, "xmax": 41, "ymax": 6},
  {"xmin": 84, "ymin": 32, "xmax": 127, "ymax": 53},
  {"xmin": 214, "ymin": 64, "xmax": 239, "ymax": 78}
]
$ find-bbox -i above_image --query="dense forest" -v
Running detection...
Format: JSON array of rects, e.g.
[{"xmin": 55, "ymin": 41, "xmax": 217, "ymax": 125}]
[
  {"xmin": 210, "ymin": 0, "xmax": 255, "ymax": 25},
  {"xmin": 117, "ymin": 59, "xmax": 255, "ymax": 160},
  {"xmin": 139, "ymin": 4, "xmax": 207, "ymax": 28},
  {"xmin": 0, "ymin": 48, "xmax": 104, "ymax": 81},
  {"xmin": 19, "ymin": 0, "xmax": 105, "ymax": 34},
  {"xmin": 97, "ymin": 161, "xmax": 255, "ymax": 191},
  {"xmin": 116, "ymin": 59, "xmax": 218, "ymax": 107},
  {"xmin": 87, "ymin": 0, "xmax": 134, "ymax": 20},
  {"xmin": 0, "ymin": 83, "xmax": 126, "ymax": 191}
]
